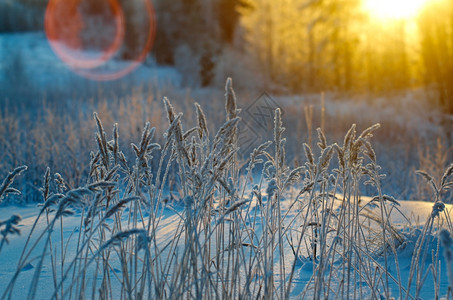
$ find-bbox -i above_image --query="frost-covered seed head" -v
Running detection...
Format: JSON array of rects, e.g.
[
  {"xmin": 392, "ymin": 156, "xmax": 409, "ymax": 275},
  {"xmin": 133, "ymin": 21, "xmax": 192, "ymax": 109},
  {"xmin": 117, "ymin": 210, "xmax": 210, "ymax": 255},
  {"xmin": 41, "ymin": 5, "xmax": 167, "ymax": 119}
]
[
  {"xmin": 225, "ymin": 78, "xmax": 239, "ymax": 120},
  {"xmin": 431, "ymin": 201, "xmax": 445, "ymax": 218},
  {"xmin": 266, "ymin": 178, "xmax": 278, "ymax": 198}
]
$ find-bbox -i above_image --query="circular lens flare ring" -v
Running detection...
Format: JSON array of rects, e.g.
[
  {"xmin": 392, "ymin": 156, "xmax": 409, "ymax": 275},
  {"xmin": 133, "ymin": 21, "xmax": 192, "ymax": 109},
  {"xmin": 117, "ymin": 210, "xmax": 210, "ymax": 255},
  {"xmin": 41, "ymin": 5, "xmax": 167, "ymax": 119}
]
[
  {"xmin": 45, "ymin": 0, "xmax": 125, "ymax": 70},
  {"xmin": 45, "ymin": 0, "xmax": 156, "ymax": 81}
]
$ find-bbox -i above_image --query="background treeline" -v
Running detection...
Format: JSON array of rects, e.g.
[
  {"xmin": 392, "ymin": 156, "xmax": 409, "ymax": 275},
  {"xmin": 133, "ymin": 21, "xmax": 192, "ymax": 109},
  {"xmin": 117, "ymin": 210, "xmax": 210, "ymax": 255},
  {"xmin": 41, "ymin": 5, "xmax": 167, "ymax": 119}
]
[
  {"xmin": 1, "ymin": 0, "xmax": 452, "ymax": 114},
  {"xmin": 155, "ymin": 0, "xmax": 453, "ymax": 112},
  {"xmin": 238, "ymin": 0, "xmax": 453, "ymax": 114}
]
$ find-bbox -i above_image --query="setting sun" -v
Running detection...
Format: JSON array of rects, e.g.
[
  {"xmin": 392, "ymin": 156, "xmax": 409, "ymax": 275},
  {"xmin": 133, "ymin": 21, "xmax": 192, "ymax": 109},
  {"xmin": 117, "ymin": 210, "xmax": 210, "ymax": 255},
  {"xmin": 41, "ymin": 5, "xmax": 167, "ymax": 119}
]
[{"xmin": 364, "ymin": 0, "xmax": 428, "ymax": 20}]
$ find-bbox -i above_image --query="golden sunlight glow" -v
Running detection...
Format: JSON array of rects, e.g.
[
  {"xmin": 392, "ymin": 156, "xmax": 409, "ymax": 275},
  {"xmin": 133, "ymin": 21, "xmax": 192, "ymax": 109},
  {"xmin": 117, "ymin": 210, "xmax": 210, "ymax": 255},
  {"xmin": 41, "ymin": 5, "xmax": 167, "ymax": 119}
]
[{"xmin": 364, "ymin": 0, "xmax": 428, "ymax": 20}]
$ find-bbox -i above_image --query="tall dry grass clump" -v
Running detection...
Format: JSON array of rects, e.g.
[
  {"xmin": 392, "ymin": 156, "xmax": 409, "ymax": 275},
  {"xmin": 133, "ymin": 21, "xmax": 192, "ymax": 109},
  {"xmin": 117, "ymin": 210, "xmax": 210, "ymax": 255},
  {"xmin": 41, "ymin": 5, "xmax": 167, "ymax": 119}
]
[{"xmin": 0, "ymin": 79, "xmax": 452, "ymax": 299}]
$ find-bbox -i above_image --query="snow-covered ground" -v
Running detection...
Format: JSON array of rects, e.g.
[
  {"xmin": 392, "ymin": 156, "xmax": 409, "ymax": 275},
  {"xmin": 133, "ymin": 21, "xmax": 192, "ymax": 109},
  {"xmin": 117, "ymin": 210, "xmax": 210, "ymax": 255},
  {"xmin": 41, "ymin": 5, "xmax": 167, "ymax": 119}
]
[{"xmin": 0, "ymin": 198, "xmax": 451, "ymax": 299}]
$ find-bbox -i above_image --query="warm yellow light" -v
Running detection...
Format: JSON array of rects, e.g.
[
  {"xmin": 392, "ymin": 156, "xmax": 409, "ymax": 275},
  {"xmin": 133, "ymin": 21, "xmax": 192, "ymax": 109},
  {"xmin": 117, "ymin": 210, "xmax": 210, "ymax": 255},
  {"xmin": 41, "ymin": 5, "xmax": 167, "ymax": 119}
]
[{"xmin": 364, "ymin": 0, "xmax": 428, "ymax": 20}]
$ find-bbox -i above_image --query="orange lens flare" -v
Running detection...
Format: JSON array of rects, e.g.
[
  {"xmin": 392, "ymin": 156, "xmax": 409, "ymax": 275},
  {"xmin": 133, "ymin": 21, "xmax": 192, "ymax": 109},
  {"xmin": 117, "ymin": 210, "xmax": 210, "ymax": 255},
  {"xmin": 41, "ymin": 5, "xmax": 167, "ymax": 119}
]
[{"xmin": 45, "ymin": 0, "xmax": 156, "ymax": 81}]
